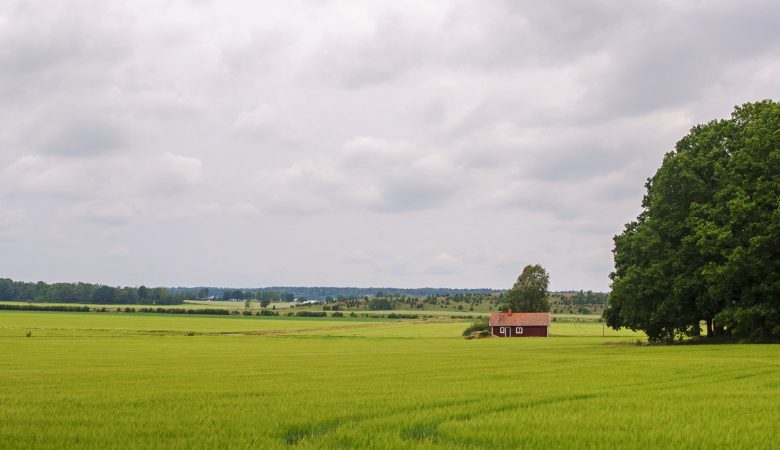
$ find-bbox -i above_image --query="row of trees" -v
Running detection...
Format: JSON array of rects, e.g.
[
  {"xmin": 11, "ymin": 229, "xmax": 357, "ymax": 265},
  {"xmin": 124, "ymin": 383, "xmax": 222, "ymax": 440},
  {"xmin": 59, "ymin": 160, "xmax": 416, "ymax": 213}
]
[
  {"xmin": 0, "ymin": 278, "xmax": 186, "ymax": 305},
  {"xmin": 607, "ymin": 101, "xmax": 780, "ymax": 342},
  {"xmin": 223, "ymin": 289, "xmax": 296, "ymax": 302},
  {"xmin": 175, "ymin": 286, "xmax": 499, "ymax": 301},
  {"xmin": 573, "ymin": 290, "xmax": 608, "ymax": 306}
]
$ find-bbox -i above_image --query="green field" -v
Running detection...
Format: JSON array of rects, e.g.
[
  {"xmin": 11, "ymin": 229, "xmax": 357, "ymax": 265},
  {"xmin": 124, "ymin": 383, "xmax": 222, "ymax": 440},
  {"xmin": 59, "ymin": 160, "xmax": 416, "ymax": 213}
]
[
  {"xmin": 0, "ymin": 300, "xmax": 605, "ymax": 322},
  {"xmin": 1, "ymin": 311, "xmax": 777, "ymax": 449}
]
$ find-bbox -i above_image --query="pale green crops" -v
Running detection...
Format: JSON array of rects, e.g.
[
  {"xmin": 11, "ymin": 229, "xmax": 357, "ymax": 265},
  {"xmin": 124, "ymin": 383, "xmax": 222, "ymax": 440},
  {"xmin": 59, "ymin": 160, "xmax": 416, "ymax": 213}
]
[{"xmin": 1, "ymin": 311, "xmax": 777, "ymax": 449}]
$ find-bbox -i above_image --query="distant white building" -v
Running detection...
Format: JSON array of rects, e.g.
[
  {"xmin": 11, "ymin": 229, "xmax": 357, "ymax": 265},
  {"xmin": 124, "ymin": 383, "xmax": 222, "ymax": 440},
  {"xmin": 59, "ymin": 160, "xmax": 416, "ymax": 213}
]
[{"xmin": 299, "ymin": 299, "xmax": 323, "ymax": 305}]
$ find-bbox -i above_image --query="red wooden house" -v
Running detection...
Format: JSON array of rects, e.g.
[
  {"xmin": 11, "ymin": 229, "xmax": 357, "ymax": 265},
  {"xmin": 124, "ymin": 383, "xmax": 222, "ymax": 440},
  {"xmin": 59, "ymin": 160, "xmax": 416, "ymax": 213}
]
[{"xmin": 489, "ymin": 310, "xmax": 550, "ymax": 337}]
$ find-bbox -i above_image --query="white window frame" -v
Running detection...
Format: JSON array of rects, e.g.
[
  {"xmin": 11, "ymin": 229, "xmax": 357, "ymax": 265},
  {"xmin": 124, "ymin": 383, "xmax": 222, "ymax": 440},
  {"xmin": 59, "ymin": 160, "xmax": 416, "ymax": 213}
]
[
  {"xmin": 500, "ymin": 327, "xmax": 506, "ymax": 334},
  {"xmin": 516, "ymin": 327, "xmax": 523, "ymax": 334}
]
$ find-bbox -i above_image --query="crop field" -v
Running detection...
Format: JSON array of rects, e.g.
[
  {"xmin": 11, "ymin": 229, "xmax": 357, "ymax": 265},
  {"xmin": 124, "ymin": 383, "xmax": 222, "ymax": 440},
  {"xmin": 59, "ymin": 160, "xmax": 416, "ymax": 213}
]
[
  {"xmin": 0, "ymin": 301, "xmax": 605, "ymax": 322},
  {"xmin": 1, "ymin": 312, "xmax": 778, "ymax": 449}
]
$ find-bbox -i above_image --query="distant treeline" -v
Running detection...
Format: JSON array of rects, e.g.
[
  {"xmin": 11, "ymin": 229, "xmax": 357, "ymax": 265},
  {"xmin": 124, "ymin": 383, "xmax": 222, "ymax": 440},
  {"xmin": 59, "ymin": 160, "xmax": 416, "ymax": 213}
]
[
  {"xmin": 0, "ymin": 303, "xmax": 230, "ymax": 315},
  {"xmin": 0, "ymin": 278, "xmax": 185, "ymax": 304},
  {"xmin": 170, "ymin": 286, "xmax": 501, "ymax": 301},
  {"xmin": 1, "ymin": 277, "xmax": 610, "ymax": 307},
  {"xmin": 572, "ymin": 291, "xmax": 609, "ymax": 305}
]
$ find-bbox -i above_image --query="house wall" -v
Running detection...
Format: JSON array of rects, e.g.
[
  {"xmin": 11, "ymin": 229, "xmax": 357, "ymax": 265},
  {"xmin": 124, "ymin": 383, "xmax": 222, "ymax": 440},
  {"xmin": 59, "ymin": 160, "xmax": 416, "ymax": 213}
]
[{"xmin": 491, "ymin": 325, "xmax": 548, "ymax": 337}]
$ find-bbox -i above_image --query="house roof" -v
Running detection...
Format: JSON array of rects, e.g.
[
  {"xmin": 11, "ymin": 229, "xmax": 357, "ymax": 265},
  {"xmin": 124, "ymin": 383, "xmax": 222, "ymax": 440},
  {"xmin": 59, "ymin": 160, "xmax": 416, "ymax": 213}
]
[{"xmin": 489, "ymin": 311, "xmax": 550, "ymax": 327}]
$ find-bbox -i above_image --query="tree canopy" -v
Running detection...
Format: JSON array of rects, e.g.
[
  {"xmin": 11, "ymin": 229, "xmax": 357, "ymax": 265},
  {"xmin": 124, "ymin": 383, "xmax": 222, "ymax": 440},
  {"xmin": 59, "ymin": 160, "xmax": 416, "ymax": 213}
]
[
  {"xmin": 0, "ymin": 278, "xmax": 185, "ymax": 305},
  {"xmin": 504, "ymin": 264, "xmax": 550, "ymax": 312},
  {"xmin": 606, "ymin": 100, "xmax": 780, "ymax": 342}
]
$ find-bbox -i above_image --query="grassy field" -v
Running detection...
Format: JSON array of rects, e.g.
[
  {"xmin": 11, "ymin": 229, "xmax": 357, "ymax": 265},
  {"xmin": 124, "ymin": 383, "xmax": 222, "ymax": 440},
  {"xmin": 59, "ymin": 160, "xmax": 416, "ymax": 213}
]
[
  {"xmin": 1, "ymin": 311, "xmax": 777, "ymax": 449},
  {"xmin": 0, "ymin": 300, "xmax": 603, "ymax": 321},
  {"xmin": 0, "ymin": 300, "xmax": 241, "ymax": 310}
]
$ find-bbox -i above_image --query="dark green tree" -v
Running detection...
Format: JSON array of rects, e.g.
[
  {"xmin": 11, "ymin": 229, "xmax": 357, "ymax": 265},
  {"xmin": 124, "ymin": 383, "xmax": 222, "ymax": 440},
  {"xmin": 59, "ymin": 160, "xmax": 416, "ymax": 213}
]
[
  {"xmin": 504, "ymin": 264, "xmax": 550, "ymax": 312},
  {"xmin": 91, "ymin": 285, "xmax": 116, "ymax": 304},
  {"xmin": 607, "ymin": 100, "xmax": 780, "ymax": 342},
  {"xmin": 367, "ymin": 298, "xmax": 393, "ymax": 310}
]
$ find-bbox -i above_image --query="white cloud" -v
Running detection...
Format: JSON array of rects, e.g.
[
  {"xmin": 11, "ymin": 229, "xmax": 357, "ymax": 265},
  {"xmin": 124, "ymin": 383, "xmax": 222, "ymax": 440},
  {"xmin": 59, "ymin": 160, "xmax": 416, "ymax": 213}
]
[
  {"xmin": 255, "ymin": 137, "xmax": 461, "ymax": 213},
  {"xmin": 425, "ymin": 252, "xmax": 464, "ymax": 275},
  {"xmin": 107, "ymin": 245, "xmax": 130, "ymax": 258},
  {"xmin": 1, "ymin": 155, "xmax": 109, "ymax": 199},
  {"xmin": 146, "ymin": 152, "xmax": 203, "ymax": 191},
  {"xmin": 64, "ymin": 199, "xmax": 146, "ymax": 226},
  {"xmin": 0, "ymin": 208, "xmax": 31, "ymax": 242}
]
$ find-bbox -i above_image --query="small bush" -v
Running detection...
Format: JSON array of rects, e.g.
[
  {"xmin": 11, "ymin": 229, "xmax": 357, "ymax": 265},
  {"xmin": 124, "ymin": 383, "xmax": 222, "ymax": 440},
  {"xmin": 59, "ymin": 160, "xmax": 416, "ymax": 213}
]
[
  {"xmin": 295, "ymin": 311, "xmax": 327, "ymax": 318},
  {"xmin": 0, "ymin": 304, "xmax": 91, "ymax": 313},
  {"xmin": 332, "ymin": 311, "xmax": 344, "ymax": 317},
  {"xmin": 26, "ymin": 331, "xmax": 32, "ymax": 337},
  {"xmin": 462, "ymin": 319, "xmax": 490, "ymax": 336},
  {"xmin": 387, "ymin": 313, "xmax": 419, "ymax": 319}
]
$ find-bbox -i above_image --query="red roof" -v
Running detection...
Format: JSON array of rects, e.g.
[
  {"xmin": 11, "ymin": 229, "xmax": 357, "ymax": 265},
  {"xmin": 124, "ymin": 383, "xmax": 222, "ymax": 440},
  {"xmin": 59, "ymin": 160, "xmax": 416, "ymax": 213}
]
[{"xmin": 489, "ymin": 312, "xmax": 550, "ymax": 327}]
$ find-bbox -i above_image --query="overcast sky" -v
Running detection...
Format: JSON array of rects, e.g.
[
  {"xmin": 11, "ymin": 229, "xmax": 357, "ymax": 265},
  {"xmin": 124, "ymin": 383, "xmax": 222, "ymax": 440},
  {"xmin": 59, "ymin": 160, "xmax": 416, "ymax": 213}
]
[{"xmin": 1, "ymin": 0, "xmax": 779, "ymax": 290}]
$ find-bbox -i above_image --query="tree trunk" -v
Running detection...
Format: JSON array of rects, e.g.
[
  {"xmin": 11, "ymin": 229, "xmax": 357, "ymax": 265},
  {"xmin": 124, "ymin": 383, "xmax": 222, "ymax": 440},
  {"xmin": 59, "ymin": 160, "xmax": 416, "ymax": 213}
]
[{"xmin": 706, "ymin": 319, "xmax": 713, "ymax": 338}]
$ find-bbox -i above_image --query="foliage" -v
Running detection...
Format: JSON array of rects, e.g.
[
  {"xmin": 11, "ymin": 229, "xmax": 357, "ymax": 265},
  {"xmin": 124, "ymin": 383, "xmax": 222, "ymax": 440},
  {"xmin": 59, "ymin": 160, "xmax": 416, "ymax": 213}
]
[
  {"xmin": 367, "ymin": 298, "xmax": 393, "ymax": 310},
  {"xmin": 0, "ymin": 303, "xmax": 90, "ymax": 312},
  {"xmin": 0, "ymin": 278, "xmax": 185, "ymax": 305},
  {"xmin": 295, "ymin": 311, "xmax": 327, "ymax": 317},
  {"xmin": 607, "ymin": 100, "xmax": 780, "ymax": 342},
  {"xmin": 573, "ymin": 291, "xmax": 608, "ymax": 306},
  {"xmin": 0, "ymin": 303, "xmax": 233, "ymax": 315},
  {"xmin": 384, "ymin": 313, "xmax": 419, "ymax": 319},
  {"xmin": 713, "ymin": 306, "xmax": 780, "ymax": 342},
  {"xmin": 461, "ymin": 319, "xmax": 490, "ymax": 336},
  {"xmin": 504, "ymin": 264, "xmax": 550, "ymax": 312}
]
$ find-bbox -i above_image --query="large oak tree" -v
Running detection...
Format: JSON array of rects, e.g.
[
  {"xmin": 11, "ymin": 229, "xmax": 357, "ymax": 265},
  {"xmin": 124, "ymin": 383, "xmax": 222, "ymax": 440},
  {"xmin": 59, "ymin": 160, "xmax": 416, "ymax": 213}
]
[{"xmin": 606, "ymin": 100, "xmax": 780, "ymax": 342}]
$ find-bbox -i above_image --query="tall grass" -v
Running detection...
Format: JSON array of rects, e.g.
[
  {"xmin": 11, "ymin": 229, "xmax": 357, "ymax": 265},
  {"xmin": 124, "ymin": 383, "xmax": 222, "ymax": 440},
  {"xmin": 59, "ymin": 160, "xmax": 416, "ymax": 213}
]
[{"xmin": 0, "ymin": 311, "xmax": 777, "ymax": 449}]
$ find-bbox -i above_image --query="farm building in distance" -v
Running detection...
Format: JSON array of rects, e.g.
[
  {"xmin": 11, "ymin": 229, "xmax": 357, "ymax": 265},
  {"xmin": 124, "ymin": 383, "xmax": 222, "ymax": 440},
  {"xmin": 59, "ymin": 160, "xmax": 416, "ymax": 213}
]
[{"xmin": 489, "ymin": 310, "xmax": 550, "ymax": 337}]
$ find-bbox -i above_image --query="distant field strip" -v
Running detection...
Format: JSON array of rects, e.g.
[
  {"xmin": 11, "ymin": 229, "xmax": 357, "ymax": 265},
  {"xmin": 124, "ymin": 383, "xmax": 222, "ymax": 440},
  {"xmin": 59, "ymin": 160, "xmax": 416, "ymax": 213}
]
[
  {"xmin": 1, "ymin": 311, "xmax": 777, "ymax": 449},
  {"xmin": 0, "ymin": 311, "xmax": 410, "ymax": 337}
]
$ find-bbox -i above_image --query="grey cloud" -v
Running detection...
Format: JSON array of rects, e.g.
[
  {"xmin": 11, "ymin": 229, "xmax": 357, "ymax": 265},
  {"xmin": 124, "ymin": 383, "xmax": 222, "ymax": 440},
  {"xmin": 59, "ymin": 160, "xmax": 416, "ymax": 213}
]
[
  {"xmin": 1, "ymin": 1, "xmax": 777, "ymax": 291},
  {"xmin": 0, "ymin": 207, "xmax": 31, "ymax": 243},
  {"xmin": 0, "ymin": 1, "xmax": 131, "ymax": 100},
  {"xmin": 220, "ymin": 29, "xmax": 295, "ymax": 78},
  {"xmin": 313, "ymin": 0, "xmax": 633, "ymax": 90},
  {"xmin": 313, "ymin": 14, "xmax": 430, "ymax": 89},
  {"xmin": 64, "ymin": 199, "xmax": 145, "ymax": 226},
  {"xmin": 41, "ymin": 119, "xmax": 124, "ymax": 156},
  {"xmin": 256, "ymin": 137, "xmax": 462, "ymax": 214},
  {"xmin": 587, "ymin": 1, "xmax": 780, "ymax": 116},
  {"xmin": 368, "ymin": 175, "xmax": 458, "ymax": 212},
  {"xmin": 441, "ymin": 1, "xmax": 626, "ymax": 70}
]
